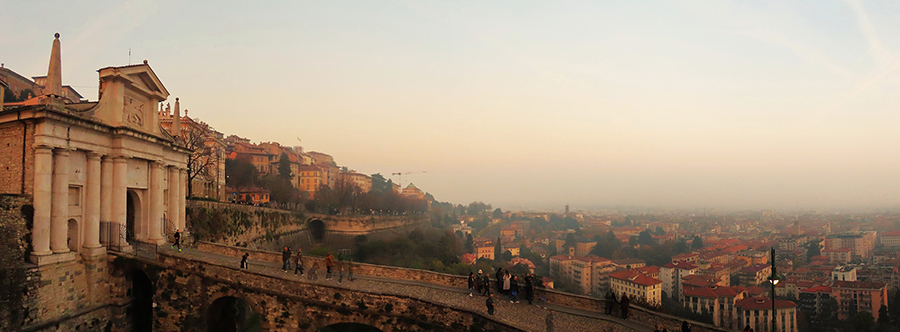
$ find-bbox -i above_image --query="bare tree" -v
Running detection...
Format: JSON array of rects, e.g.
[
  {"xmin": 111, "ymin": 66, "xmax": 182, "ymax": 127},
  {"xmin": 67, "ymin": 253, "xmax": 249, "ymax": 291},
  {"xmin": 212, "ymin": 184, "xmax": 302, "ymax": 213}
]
[{"xmin": 178, "ymin": 120, "xmax": 220, "ymax": 198}]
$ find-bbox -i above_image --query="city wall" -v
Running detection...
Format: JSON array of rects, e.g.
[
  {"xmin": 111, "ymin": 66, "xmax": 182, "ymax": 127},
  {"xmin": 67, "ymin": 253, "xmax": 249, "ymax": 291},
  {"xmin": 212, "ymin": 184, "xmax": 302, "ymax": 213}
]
[{"xmin": 198, "ymin": 242, "xmax": 727, "ymax": 332}]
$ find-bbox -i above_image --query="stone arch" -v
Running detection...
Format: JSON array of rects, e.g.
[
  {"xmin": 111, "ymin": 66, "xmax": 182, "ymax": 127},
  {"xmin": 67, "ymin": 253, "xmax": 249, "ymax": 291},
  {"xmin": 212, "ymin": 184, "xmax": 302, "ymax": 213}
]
[
  {"xmin": 66, "ymin": 218, "xmax": 79, "ymax": 251},
  {"xmin": 317, "ymin": 323, "xmax": 383, "ymax": 332},
  {"xmin": 126, "ymin": 190, "xmax": 141, "ymax": 243},
  {"xmin": 130, "ymin": 269, "xmax": 154, "ymax": 332},
  {"xmin": 204, "ymin": 295, "xmax": 262, "ymax": 332},
  {"xmin": 309, "ymin": 219, "xmax": 326, "ymax": 242}
]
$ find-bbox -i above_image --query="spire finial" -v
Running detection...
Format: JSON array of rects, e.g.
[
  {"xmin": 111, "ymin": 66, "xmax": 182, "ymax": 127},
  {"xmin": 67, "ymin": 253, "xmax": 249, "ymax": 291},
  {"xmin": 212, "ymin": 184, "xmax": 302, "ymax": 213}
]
[
  {"xmin": 55, "ymin": 32, "xmax": 60, "ymax": 39},
  {"xmin": 143, "ymin": 59, "xmax": 148, "ymax": 65}
]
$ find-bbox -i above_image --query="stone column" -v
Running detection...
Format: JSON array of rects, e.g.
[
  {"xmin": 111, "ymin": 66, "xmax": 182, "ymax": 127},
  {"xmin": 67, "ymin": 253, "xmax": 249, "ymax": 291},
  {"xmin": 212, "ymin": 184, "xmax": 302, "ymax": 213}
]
[
  {"xmin": 50, "ymin": 148, "xmax": 69, "ymax": 253},
  {"xmin": 148, "ymin": 161, "xmax": 165, "ymax": 244},
  {"xmin": 179, "ymin": 168, "xmax": 187, "ymax": 231},
  {"xmin": 82, "ymin": 152, "xmax": 104, "ymax": 257},
  {"xmin": 167, "ymin": 166, "xmax": 178, "ymax": 237},
  {"xmin": 111, "ymin": 156, "xmax": 129, "ymax": 250},
  {"xmin": 31, "ymin": 145, "xmax": 53, "ymax": 260},
  {"xmin": 100, "ymin": 156, "xmax": 113, "ymax": 244}
]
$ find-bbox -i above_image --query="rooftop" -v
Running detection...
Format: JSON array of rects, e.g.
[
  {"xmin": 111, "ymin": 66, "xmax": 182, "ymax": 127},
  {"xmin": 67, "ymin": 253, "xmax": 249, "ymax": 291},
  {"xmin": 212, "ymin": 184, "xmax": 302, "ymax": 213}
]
[{"xmin": 735, "ymin": 297, "xmax": 797, "ymax": 310}]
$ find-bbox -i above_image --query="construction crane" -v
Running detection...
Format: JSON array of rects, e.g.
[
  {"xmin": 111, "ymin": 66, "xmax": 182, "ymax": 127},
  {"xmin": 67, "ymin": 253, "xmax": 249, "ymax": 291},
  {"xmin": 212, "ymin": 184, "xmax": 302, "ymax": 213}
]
[{"xmin": 391, "ymin": 171, "xmax": 426, "ymax": 192}]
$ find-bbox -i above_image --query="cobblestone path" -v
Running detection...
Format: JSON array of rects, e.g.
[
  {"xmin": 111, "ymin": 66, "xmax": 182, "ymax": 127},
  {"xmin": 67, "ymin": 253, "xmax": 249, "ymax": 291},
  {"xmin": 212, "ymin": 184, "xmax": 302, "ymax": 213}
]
[{"xmin": 160, "ymin": 246, "xmax": 650, "ymax": 332}]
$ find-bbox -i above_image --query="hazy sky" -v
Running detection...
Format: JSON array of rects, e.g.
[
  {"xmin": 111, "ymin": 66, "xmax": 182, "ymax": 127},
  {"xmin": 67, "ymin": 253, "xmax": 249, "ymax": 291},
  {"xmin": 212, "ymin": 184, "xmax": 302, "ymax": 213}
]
[{"xmin": 3, "ymin": 1, "xmax": 900, "ymax": 211}]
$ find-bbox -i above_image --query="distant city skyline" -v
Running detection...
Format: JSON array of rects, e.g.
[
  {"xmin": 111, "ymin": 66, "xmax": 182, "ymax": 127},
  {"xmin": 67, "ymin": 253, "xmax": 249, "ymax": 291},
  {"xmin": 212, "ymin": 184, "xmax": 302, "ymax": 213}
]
[{"xmin": 3, "ymin": 1, "xmax": 900, "ymax": 211}]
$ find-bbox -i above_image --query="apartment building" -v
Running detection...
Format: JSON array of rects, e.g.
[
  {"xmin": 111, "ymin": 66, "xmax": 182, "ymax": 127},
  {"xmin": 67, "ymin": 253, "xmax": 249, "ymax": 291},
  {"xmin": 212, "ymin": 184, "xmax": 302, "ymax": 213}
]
[
  {"xmin": 610, "ymin": 269, "xmax": 663, "ymax": 305},
  {"xmin": 832, "ymin": 280, "xmax": 888, "ymax": 321},
  {"xmin": 735, "ymin": 298, "xmax": 798, "ymax": 332},
  {"xmin": 682, "ymin": 285, "xmax": 746, "ymax": 329},
  {"xmin": 825, "ymin": 232, "xmax": 876, "ymax": 259},
  {"xmin": 661, "ymin": 260, "xmax": 698, "ymax": 299}
]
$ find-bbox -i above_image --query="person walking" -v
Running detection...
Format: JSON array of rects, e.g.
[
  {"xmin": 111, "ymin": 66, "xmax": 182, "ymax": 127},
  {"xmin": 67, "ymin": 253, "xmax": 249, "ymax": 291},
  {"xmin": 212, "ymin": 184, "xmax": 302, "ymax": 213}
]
[
  {"xmin": 620, "ymin": 294, "xmax": 630, "ymax": 320},
  {"xmin": 481, "ymin": 273, "xmax": 491, "ymax": 296},
  {"xmin": 509, "ymin": 276, "xmax": 520, "ymax": 303},
  {"xmin": 172, "ymin": 228, "xmax": 182, "ymax": 251},
  {"xmin": 605, "ymin": 290, "xmax": 616, "ymax": 315},
  {"xmin": 337, "ymin": 261, "xmax": 344, "ymax": 284},
  {"xmin": 467, "ymin": 272, "xmax": 476, "ymax": 297},
  {"xmin": 475, "ymin": 270, "xmax": 483, "ymax": 295},
  {"xmin": 546, "ymin": 310, "xmax": 555, "ymax": 332},
  {"xmin": 682, "ymin": 321, "xmax": 692, "ymax": 332},
  {"xmin": 495, "ymin": 268, "xmax": 504, "ymax": 293},
  {"xmin": 310, "ymin": 261, "xmax": 319, "ymax": 281},
  {"xmin": 281, "ymin": 247, "xmax": 291, "ymax": 272},
  {"xmin": 240, "ymin": 253, "xmax": 249, "ymax": 269},
  {"xmin": 294, "ymin": 249, "xmax": 304, "ymax": 276},
  {"xmin": 485, "ymin": 294, "xmax": 495, "ymax": 316},
  {"xmin": 347, "ymin": 259, "xmax": 354, "ymax": 282},
  {"xmin": 325, "ymin": 252, "xmax": 335, "ymax": 280},
  {"xmin": 525, "ymin": 273, "xmax": 535, "ymax": 304}
]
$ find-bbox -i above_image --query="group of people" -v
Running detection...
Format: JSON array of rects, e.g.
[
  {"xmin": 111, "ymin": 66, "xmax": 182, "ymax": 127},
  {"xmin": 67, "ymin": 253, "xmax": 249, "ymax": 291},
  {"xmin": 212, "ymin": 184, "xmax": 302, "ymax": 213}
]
[
  {"xmin": 279, "ymin": 247, "xmax": 354, "ymax": 284},
  {"xmin": 469, "ymin": 268, "xmax": 539, "ymax": 316},
  {"xmin": 604, "ymin": 289, "xmax": 631, "ymax": 320},
  {"xmin": 653, "ymin": 321, "xmax": 694, "ymax": 332}
]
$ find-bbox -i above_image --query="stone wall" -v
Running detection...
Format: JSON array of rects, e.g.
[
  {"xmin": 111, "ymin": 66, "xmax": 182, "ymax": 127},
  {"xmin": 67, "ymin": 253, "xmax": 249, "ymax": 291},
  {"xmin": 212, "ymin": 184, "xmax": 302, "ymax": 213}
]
[
  {"xmin": 186, "ymin": 200, "xmax": 307, "ymax": 246},
  {"xmin": 113, "ymin": 251, "xmax": 522, "ymax": 332},
  {"xmin": 0, "ymin": 121, "xmax": 34, "ymax": 195},
  {"xmin": 197, "ymin": 241, "xmax": 728, "ymax": 332},
  {"xmin": 0, "ymin": 195, "xmax": 31, "ymax": 331}
]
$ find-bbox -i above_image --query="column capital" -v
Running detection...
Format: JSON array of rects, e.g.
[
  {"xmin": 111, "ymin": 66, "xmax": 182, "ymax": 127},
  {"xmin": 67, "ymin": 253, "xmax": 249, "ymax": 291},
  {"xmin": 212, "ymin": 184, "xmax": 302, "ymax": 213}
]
[
  {"xmin": 112, "ymin": 155, "xmax": 130, "ymax": 163},
  {"xmin": 53, "ymin": 147, "xmax": 72, "ymax": 155},
  {"xmin": 86, "ymin": 151, "xmax": 104, "ymax": 160},
  {"xmin": 34, "ymin": 144, "xmax": 55, "ymax": 152},
  {"xmin": 150, "ymin": 160, "xmax": 166, "ymax": 169}
]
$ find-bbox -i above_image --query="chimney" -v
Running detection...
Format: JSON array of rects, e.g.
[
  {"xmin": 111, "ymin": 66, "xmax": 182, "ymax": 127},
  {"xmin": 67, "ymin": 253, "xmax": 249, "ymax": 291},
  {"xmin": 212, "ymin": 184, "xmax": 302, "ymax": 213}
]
[{"xmin": 173, "ymin": 97, "xmax": 181, "ymax": 138}]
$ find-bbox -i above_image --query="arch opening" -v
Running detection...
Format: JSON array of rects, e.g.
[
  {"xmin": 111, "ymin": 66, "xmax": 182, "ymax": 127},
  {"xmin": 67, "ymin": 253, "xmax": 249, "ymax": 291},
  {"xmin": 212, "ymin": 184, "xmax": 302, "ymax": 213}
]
[
  {"xmin": 206, "ymin": 296, "xmax": 261, "ymax": 332},
  {"xmin": 130, "ymin": 270, "xmax": 154, "ymax": 332},
  {"xmin": 67, "ymin": 218, "xmax": 79, "ymax": 251},
  {"xmin": 318, "ymin": 323, "xmax": 383, "ymax": 332},
  {"xmin": 309, "ymin": 219, "xmax": 325, "ymax": 241}
]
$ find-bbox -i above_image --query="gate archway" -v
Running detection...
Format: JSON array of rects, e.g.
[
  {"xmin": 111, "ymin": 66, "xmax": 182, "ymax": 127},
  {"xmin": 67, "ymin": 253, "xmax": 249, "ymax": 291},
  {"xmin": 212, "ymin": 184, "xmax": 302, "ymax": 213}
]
[
  {"xmin": 130, "ymin": 270, "xmax": 153, "ymax": 332},
  {"xmin": 206, "ymin": 296, "xmax": 262, "ymax": 332},
  {"xmin": 309, "ymin": 219, "xmax": 325, "ymax": 241},
  {"xmin": 126, "ymin": 190, "xmax": 141, "ymax": 243}
]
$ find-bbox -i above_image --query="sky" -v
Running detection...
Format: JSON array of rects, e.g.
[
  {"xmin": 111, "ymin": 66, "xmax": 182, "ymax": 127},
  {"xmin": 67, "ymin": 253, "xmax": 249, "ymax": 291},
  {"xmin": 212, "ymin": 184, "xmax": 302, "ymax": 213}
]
[{"xmin": 2, "ymin": 1, "xmax": 900, "ymax": 211}]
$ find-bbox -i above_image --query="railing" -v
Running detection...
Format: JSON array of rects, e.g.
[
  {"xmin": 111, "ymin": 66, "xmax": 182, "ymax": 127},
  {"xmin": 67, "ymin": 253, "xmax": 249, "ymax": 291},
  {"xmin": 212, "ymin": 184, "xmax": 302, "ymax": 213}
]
[{"xmin": 100, "ymin": 221, "xmax": 129, "ymax": 250}]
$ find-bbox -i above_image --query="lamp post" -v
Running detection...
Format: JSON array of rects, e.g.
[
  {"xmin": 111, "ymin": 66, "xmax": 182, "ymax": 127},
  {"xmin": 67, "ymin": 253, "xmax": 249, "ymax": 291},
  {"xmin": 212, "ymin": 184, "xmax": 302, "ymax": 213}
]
[{"xmin": 767, "ymin": 247, "xmax": 782, "ymax": 332}]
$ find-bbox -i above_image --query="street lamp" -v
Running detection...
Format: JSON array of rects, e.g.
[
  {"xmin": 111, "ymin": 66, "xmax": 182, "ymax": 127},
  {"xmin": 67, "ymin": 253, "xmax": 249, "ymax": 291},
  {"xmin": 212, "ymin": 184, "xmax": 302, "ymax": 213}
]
[{"xmin": 768, "ymin": 247, "xmax": 783, "ymax": 332}]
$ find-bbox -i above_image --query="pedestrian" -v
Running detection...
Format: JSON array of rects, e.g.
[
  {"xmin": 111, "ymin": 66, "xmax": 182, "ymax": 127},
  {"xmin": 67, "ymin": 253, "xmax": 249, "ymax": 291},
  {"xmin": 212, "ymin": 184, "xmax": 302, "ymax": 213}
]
[
  {"xmin": 475, "ymin": 270, "xmax": 483, "ymax": 295},
  {"xmin": 294, "ymin": 249, "xmax": 304, "ymax": 276},
  {"xmin": 682, "ymin": 321, "xmax": 692, "ymax": 332},
  {"xmin": 325, "ymin": 252, "xmax": 335, "ymax": 279},
  {"xmin": 337, "ymin": 261, "xmax": 344, "ymax": 284},
  {"xmin": 620, "ymin": 294, "xmax": 630, "ymax": 320},
  {"xmin": 546, "ymin": 310, "xmax": 555, "ymax": 332},
  {"xmin": 481, "ymin": 273, "xmax": 491, "ymax": 296},
  {"xmin": 605, "ymin": 290, "xmax": 615, "ymax": 315},
  {"xmin": 486, "ymin": 294, "xmax": 495, "ymax": 316},
  {"xmin": 509, "ymin": 276, "xmax": 519, "ymax": 303},
  {"xmin": 502, "ymin": 271, "xmax": 511, "ymax": 294},
  {"xmin": 172, "ymin": 228, "xmax": 182, "ymax": 251},
  {"xmin": 495, "ymin": 268, "xmax": 504, "ymax": 293},
  {"xmin": 310, "ymin": 261, "xmax": 319, "ymax": 281},
  {"xmin": 468, "ymin": 272, "xmax": 476, "ymax": 297},
  {"xmin": 347, "ymin": 259, "xmax": 354, "ymax": 282},
  {"xmin": 281, "ymin": 247, "xmax": 290, "ymax": 272},
  {"xmin": 240, "ymin": 253, "xmax": 249, "ymax": 269},
  {"xmin": 525, "ymin": 273, "xmax": 535, "ymax": 305}
]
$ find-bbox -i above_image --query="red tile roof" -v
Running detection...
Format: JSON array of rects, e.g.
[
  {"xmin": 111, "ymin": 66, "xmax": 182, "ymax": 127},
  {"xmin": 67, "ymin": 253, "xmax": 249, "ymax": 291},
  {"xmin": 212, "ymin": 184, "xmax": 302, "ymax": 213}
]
[
  {"xmin": 833, "ymin": 280, "xmax": 886, "ymax": 290},
  {"xmin": 610, "ymin": 270, "xmax": 662, "ymax": 286},
  {"xmin": 882, "ymin": 230, "xmax": 900, "ymax": 237},
  {"xmin": 663, "ymin": 261, "xmax": 698, "ymax": 269},
  {"xmin": 735, "ymin": 297, "xmax": 797, "ymax": 310}
]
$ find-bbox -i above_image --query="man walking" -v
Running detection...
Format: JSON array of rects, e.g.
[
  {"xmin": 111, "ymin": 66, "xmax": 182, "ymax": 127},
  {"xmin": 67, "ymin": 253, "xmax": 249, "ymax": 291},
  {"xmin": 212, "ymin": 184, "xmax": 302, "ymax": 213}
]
[
  {"xmin": 620, "ymin": 294, "xmax": 630, "ymax": 320},
  {"xmin": 325, "ymin": 252, "xmax": 335, "ymax": 280},
  {"xmin": 509, "ymin": 275, "xmax": 519, "ymax": 303},
  {"xmin": 240, "ymin": 253, "xmax": 249, "ymax": 269},
  {"xmin": 481, "ymin": 272, "xmax": 491, "ymax": 296},
  {"xmin": 347, "ymin": 259, "xmax": 354, "ymax": 282},
  {"xmin": 495, "ymin": 268, "xmax": 504, "ymax": 293},
  {"xmin": 294, "ymin": 249, "xmax": 304, "ymax": 276},
  {"xmin": 281, "ymin": 247, "xmax": 290, "ymax": 272},
  {"xmin": 486, "ymin": 294, "xmax": 495, "ymax": 316},
  {"xmin": 468, "ymin": 272, "xmax": 476, "ymax": 297},
  {"xmin": 475, "ymin": 270, "xmax": 483, "ymax": 295},
  {"xmin": 525, "ymin": 273, "xmax": 535, "ymax": 305},
  {"xmin": 172, "ymin": 228, "xmax": 182, "ymax": 251}
]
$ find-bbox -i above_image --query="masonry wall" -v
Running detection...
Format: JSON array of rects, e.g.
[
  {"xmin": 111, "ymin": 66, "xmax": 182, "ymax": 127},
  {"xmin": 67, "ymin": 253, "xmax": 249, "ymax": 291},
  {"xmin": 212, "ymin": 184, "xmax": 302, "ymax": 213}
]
[
  {"xmin": 186, "ymin": 200, "xmax": 308, "ymax": 246},
  {"xmin": 0, "ymin": 120, "xmax": 34, "ymax": 195}
]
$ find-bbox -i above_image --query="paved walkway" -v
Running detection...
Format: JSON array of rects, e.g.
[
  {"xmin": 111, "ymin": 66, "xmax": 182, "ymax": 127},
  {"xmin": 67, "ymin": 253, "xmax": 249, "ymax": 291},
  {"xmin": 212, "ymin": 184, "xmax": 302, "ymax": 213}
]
[{"xmin": 160, "ymin": 245, "xmax": 651, "ymax": 332}]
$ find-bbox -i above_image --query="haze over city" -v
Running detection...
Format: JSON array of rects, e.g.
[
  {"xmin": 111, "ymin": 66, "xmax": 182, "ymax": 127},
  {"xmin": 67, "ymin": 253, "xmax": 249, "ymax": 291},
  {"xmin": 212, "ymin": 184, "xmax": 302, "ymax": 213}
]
[{"xmin": 3, "ymin": 0, "xmax": 900, "ymax": 210}]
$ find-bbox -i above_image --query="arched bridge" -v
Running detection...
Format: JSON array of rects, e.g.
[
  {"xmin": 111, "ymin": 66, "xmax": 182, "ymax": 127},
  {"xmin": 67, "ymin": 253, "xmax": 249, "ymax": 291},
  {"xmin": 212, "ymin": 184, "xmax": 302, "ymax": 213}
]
[{"xmin": 109, "ymin": 243, "xmax": 721, "ymax": 332}]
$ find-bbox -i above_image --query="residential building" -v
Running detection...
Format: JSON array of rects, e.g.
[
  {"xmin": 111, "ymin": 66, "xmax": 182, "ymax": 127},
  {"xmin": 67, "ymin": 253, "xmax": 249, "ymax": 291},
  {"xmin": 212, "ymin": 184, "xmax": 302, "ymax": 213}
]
[
  {"xmin": 575, "ymin": 241, "xmax": 597, "ymax": 257},
  {"xmin": 734, "ymin": 297, "xmax": 798, "ymax": 332},
  {"xmin": 340, "ymin": 171, "xmax": 372, "ymax": 193},
  {"xmin": 739, "ymin": 264, "xmax": 772, "ymax": 287},
  {"xmin": 611, "ymin": 258, "xmax": 646, "ymax": 270},
  {"xmin": 661, "ymin": 261, "xmax": 698, "ymax": 299},
  {"xmin": 881, "ymin": 231, "xmax": 900, "ymax": 247},
  {"xmin": 682, "ymin": 285, "xmax": 746, "ymax": 328},
  {"xmin": 823, "ymin": 248, "xmax": 851, "ymax": 265},
  {"xmin": 798, "ymin": 285, "xmax": 832, "ymax": 319},
  {"xmin": 226, "ymin": 187, "xmax": 270, "ymax": 205},
  {"xmin": 610, "ymin": 269, "xmax": 663, "ymax": 305},
  {"xmin": 831, "ymin": 266, "xmax": 857, "ymax": 282},
  {"xmin": 475, "ymin": 239, "xmax": 495, "ymax": 260},
  {"xmin": 159, "ymin": 103, "xmax": 226, "ymax": 200},
  {"xmin": 825, "ymin": 232, "xmax": 876, "ymax": 260},
  {"xmin": 297, "ymin": 165, "xmax": 325, "ymax": 199},
  {"xmin": 550, "ymin": 255, "xmax": 616, "ymax": 295},
  {"xmin": 832, "ymin": 280, "xmax": 888, "ymax": 321}
]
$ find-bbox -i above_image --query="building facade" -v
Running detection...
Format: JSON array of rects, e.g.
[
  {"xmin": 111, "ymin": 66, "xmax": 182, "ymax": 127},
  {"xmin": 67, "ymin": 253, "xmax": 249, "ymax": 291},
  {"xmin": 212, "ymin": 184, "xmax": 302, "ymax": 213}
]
[
  {"xmin": 734, "ymin": 298, "xmax": 798, "ymax": 332},
  {"xmin": 610, "ymin": 269, "xmax": 663, "ymax": 305}
]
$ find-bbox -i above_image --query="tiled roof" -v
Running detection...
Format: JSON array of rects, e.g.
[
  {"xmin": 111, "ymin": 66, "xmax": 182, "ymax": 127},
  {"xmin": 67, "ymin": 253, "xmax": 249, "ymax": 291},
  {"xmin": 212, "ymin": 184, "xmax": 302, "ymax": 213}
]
[
  {"xmin": 833, "ymin": 280, "xmax": 886, "ymax": 290},
  {"xmin": 741, "ymin": 264, "xmax": 771, "ymax": 273},
  {"xmin": 610, "ymin": 270, "xmax": 662, "ymax": 286},
  {"xmin": 735, "ymin": 297, "xmax": 797, "ymax": 310},
  {"xmin": 663, "ymin": 261, "xmax": 698, "ymax": 270},
  {"xmin": 882, "ymin": 230, "xmax": 900, "ymax": 237}
]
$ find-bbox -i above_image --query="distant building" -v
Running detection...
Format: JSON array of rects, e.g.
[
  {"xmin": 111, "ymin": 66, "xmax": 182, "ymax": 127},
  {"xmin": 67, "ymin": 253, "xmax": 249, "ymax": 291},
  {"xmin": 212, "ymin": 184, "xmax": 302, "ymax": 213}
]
[
  {"xmin": 734, "ymin": 297, "xmax": 798, "ymax": 332},
  {"xmin": 661, "ymin": 261, "xmax": 699, "ymax": 299},
  {"xmin": 610, "ymin": 269, "xmax": 663, "ymax": 305},
  {"xmin": 682, "ymin": 285, "xmax": 746, "ymax": 328},
  {"xmin": 738, "ymin": 264, "xmax": 772, "ymax": 287},
  {"xmin": 880, "ymin": 230, "xmax": 900, "ymax": 247},
  {"xmin": 832, "ymin": 280, "xmax": 888, "ymax": 321},
  {"xmin": 297, "ymin": 165, "xmax": 326, "ymax": 199},
  {"xmin": 550, "ymin": 255, "xmax": 616, "ymax": 295},
  {"xmin": 831, "ymin": 266, "xmax": 857, "ymax": 282},
  {"xmin": 400, "ymin": 183, "xmax": 425, "ymax": 200},
  {"xmin": 575, "ymin": 241, "xmax": 597, "ymax": 257},
  {"xmin": 825, "ymin": 231, "xmax": 876, "ymax": 260},
  {"xmin": 798, "ymin": 285, "xmax": 832, "ymax": 319},
  {"xmin": 823, "ymin": 248, "xmax": 852, "ymax": 265},
  {"xmin": 611, "ymin": 258, "xmax": 646, "ymax": 270}
]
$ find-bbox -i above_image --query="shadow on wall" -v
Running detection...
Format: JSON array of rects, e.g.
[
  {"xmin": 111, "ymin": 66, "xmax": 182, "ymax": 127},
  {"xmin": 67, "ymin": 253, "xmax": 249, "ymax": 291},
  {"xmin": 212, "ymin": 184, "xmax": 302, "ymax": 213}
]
[{"xmin": 206, "ymin": 296, "xmax": 262, "ymax": 332}]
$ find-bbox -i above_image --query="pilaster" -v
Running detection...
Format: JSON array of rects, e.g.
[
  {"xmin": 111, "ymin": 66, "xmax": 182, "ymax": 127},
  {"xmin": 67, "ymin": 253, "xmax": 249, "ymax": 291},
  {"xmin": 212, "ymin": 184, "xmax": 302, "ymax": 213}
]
[
  {"xmin": 30, "ymin": 145, "xmax": 53, "ymax": 263},
  {"xmin": 50, "ymin": 148, "xmax": 70, "ymax": 254},
  {"xmin": 110, "ymin": 155, "xmax": 131, "ymax": 252},
  {"xmin": 82, "ymin": 152, "xmax": 105, "ymax": 258},
  {"xmin": 147, "ymin": 161, "xmax": 166, "ymax": 244}
]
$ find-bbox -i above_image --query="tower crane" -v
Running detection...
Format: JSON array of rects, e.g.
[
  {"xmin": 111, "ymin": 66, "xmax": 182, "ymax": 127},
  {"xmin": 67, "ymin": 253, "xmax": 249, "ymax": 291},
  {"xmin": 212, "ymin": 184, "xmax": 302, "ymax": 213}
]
[{"xmin": 391, "ymin": 171, "xmax": 426, "ymax": 192}]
